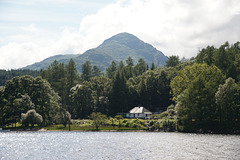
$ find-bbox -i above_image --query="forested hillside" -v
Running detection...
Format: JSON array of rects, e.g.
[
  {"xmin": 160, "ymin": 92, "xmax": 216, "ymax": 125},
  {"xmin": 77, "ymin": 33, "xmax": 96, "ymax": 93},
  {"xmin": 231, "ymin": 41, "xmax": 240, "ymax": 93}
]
[
  {"xmin": 0, "ymin": 69, "xmax": 39, "ymax": 86},
  {"xmin": 1, "ymin": 41, "xmax": 240, "ymax": 134}
]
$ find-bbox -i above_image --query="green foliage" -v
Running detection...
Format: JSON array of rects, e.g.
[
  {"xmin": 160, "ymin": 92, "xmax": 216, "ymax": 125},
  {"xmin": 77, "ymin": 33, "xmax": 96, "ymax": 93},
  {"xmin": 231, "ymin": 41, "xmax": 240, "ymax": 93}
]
[
  {"xmin": 55, "ymin": 108, "xmax": 71, "ymax": 128},
  {"xmin": 158, "ymin": 118, "xmax": 176, "ymax": 132},
  {"xmin": 89, "ymin": 76, "xmax": 111, "ymax": 114},
  {"xmin": 40, "ymin": 59, "xmax": 79, "ymax": 118},
  {"xmin": 170, "ymin": 63, "xmax": 225, "ymax": 101},
  {"xmin": 165, "ymin": 56, "xmax": 180, "ymax": 67},
  {"xmin": 174, "ymin": 64, "xmax": 225, "ymax": 132},
  {"xmin": 195, "ymin": 41, "xmax": 240, "ymax": 82},
  {"xmin": 89, "ymin": 112, "xmax": 107, "ymax": 130},
  {"xmin": 215, "ymin": 78, "xmax": 240, "ymax": 133},
  {"xmin": 134, "ymin": 58, "xmax": 147, "ymax": 76},
  {"xmin": 0, "ymin": 69, "xmax": 39, "ymax": 86},
  {"xmin": 71, "ymin": 83, "xmax": 94, "ymax": 119},
  {"xmin": 106, "ymin": 61, "xmax": 117, "ymax": 79},
  {"xmin": 2, "ymin": 40, "xmax": 240, "ymax": 134},
  {"xmin": 115, "ymin": 115, "xmax": 124, "ymax": 128},
  {"xmin": 128, "ymin": 69, "xmax": 172, "ymax": 111},
  {"xmin": 21, "ymin": 109, "xmax": 43, "ymax": 127},
  {"xmin": 3, "ymin": 75, "xmax": 59, "ymax": 126},
  {"xmin": 92, "ymin": 66, "xmax": 102, "ymax": 77},
  {"xmin": 81, "ymin": 61, "xmax": 93, "ymax": 81},
  {"xmin": 110, "ymin": 69, "xmax": 129, "ymax": 115}
]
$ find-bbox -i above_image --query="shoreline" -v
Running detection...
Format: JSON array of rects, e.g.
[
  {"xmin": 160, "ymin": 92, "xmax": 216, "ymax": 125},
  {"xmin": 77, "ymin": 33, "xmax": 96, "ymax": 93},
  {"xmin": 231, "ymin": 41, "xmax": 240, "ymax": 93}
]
[
  {"xmin": 6, "ymin": 129, "xmax": 240, "ymax": 135},
  {"xmin": 7, "ymin": 128, "xmax": 149, "ymax": 132}
]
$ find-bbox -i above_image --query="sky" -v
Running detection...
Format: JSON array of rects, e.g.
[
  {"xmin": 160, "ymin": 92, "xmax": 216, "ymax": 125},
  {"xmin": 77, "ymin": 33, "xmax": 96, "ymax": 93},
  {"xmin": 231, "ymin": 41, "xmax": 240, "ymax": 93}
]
[{"xmin": 0, "ymin": 0, "xmax": 240, "ymax": 70}]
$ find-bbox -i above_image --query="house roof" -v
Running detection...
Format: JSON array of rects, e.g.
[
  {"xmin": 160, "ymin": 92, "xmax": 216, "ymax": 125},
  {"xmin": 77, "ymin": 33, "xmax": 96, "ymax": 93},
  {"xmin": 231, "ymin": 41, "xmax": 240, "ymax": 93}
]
[{"xmin": 129, "ymin": 106, "xmax": 152, "ymax": 114}]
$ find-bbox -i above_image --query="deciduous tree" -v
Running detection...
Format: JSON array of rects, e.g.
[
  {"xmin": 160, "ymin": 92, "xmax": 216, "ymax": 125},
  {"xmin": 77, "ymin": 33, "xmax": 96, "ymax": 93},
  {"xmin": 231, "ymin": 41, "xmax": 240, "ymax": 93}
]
[{"xmin": 89, "ymin": 112, "xmax": 107, "ymax": 130}]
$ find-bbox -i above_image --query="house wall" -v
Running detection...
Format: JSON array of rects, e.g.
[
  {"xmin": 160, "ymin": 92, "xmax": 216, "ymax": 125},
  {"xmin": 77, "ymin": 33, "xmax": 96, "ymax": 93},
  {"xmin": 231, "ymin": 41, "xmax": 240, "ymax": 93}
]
[{"xmin": 126, "ymin": 113, "xmax": 151, "ymax": 119}]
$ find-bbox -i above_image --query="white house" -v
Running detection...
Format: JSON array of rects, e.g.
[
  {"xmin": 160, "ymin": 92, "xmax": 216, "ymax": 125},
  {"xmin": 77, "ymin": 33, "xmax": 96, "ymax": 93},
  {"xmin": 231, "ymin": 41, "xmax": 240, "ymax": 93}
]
[{"xmin": 126, "ymin": 106, "xmax": 152, "ymax": 119}]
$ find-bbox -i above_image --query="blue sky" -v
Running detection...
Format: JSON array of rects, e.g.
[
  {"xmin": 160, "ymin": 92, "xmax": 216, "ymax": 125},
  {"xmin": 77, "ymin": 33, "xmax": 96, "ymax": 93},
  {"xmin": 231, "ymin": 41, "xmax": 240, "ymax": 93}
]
[
  {"xmin": 0, "ymin": 0, "xmax": 240, "ymax": 69},
  {"xmin": 0, "ymin": 0, "xmax": 114, "ymax": 46}
]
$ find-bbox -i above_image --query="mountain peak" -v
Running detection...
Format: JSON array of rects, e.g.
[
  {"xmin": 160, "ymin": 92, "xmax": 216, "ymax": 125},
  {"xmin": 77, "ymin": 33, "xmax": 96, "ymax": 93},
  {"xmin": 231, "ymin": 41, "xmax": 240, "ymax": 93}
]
[
  {"xmin": 23, "ymin": 33, "xmax": 168, "ymax": 72},
  {"xmin": 102, "ymin": 32, "xmax": 140, "ymax": 47}
]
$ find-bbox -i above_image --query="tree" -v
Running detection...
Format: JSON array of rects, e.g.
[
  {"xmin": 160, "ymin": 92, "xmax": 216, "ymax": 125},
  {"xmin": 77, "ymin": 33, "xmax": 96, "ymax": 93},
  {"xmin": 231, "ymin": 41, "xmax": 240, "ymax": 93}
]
[
  {"xmin": 127, "ymin": 69, "xmax": 172, "ymax": 112},
  {"xmin": 109, "ymin": 117, "xmax": 116, "ymax": 129},
  {"xmin": 3, "ymin": 76, "xmax": 21, "ymax": 126},
  {"xmin": 13, "ymin": 94, "xmax": 35, "ymax": 125},
  {"xmin": 66, "ymin": 59, "xmax": 78, "ymax": 90},
  {"xmin": 134, "ymin": 58, "xmax": 147, "ymax": 76},
  {"xmin": 89, "ymin": 76, "xmax": 111, "ymax": 98},
  {"xmin": 150, "ymin": 62, "xmax": 156, "ymax": 70},
  {"xmin": 173, "ymin": 63, "xmax": 225, "ymax": 132},
  {"xmin": 215, "ymin": 78, "xmax": 240, "ymax": 132},
  {"xmin": 0, "ymin": 69, "xmax": 39, "ymax": 86},
  {"xmin": 89, "ymin": 112, "xmax": 107, "ymax": 130},
  {"xmin": 109, "ymin": 70, "xmax": 128, "ymax": 115},
  {"xmin": 96, "ymin": 96, "xmax": 109, "ymax": 114},
  {"xmin": 165, "ymin": 56, "xmax": 180, "ymax": 67},
  {"xmin": 65, "ymin": 59, "xmax": 79, "ymax": 113},
  {"xmin": 0, "ymin": 87, "xmax": 7, "ymax": 128},
  {"xmin": 21, "ymin": 109, "xmax": 43, "ymax": 128},
  {"xmin": 92, "ymin": 66, "xmax": 102, "ymax": 77},
  {"xmin": 125, "ymin": 57, "xmax": 134, "ymax": 79},
  {"xmin": 170, "ymin": 63, "xmax": 225, "ymax": 101},
  {"xmin": 32, "ymin": 77, "xmax": 59, "ymax": 125},
  {"xmin": 55, "ymin": 108, "xmax": 71, "ymax": 128},
  {"xmin": 106, "ymin": 61, "xmax": 117, "ymax": 79},
  {"xmin": 126, "ymin": 56, "xmax": 134, "ymax": 66},
  {"xmin": 213, "ymin": 42, "xmax": 230, "ymax": 73},
  {"xmin": 71, "ymin": 83, "xmax": 94, "ymax": 119},
  {"xmin": 195, "ymin": 46, "xmax": 215, "ymax": 65},
  {"xmin": 81, "ymin": 61, "xmax": 92, "ymax": 81}
]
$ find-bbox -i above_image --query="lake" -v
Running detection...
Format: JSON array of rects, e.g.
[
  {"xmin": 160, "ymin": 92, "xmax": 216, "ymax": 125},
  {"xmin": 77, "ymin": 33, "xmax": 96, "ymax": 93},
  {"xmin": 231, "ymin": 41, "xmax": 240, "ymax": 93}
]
[{"xmin": 0, "ymin": 131, "xmax": 239, "ymax": 160}]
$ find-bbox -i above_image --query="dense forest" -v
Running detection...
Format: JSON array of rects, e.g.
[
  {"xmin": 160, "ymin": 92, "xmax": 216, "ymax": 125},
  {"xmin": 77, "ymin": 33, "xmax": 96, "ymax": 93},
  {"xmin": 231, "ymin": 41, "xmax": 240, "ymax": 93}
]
[
  {"xmin": 0, "ymin": 69, "xmax": 39, "ymax": 86},
  {"xmin": 0, "ymin": 41, "xmax": 239, "ymax": 133}
]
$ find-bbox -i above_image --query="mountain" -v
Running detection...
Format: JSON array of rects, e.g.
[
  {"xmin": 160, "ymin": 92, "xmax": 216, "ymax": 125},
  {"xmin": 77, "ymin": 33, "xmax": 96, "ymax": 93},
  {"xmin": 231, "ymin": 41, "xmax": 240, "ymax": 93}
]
[{"xmin": 23, "ymin": 32, "xmax": 168, "ymax": 72}]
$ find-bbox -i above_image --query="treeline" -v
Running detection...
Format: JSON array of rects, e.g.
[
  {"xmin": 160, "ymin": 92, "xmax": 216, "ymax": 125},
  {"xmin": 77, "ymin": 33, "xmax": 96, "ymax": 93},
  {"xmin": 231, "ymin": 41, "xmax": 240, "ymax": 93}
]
[
  {"xmin": 0, "ymin": 57, "xmax": 172, "ymax": 127},
  {"xmin": 0, "ymin": 41, "xmax": 240, "ymax": 134},
  {"xmin": 39, "ymin": 57, "xmax": 172, "ymax": 118},
  {"xmin": 0, "ymin": 69, "xmax": 39, "ymax": 86},
  {"xmin": 0, "ymin": 76, "xmax": 59, "ymax": 126},
  {"xmin": 157, "ymin": 41, "xmax": 240, "ymax": 133}
]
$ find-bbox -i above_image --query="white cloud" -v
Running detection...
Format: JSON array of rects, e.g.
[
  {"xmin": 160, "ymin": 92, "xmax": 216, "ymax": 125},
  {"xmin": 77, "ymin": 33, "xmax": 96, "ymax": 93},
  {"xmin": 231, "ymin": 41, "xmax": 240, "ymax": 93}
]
[
  {"xmin": 78, "ymin": 0, "xmax": 240, "ymax": 58},
  {"xmin": 0, "ymin": 0, "xmax": 240, "ymax": 69},
  {"xmin": 20, "ymin": 24, "xmax": 38, "ymax": 32},
  {"xmin": 0, "ymin": 42, "xmax": 43, "ymax": 69}
]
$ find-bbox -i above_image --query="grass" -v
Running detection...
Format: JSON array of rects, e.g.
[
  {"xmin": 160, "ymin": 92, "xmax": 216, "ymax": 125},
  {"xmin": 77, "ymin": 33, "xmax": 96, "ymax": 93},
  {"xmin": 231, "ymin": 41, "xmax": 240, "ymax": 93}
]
[
  {"xmin": 3, "ymin": 118, "xmax": 149, "ymax": 131},
  {"xmin": 44, "ymin": 124, "xmax": 144, "ymax": 131}
]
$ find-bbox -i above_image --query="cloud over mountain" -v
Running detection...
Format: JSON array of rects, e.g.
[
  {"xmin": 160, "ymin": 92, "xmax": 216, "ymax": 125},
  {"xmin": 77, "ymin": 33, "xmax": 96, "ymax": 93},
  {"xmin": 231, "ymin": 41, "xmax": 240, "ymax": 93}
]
[{"xmin": 0, "ymin": 0, "xmax": 239, "ymax": 69}]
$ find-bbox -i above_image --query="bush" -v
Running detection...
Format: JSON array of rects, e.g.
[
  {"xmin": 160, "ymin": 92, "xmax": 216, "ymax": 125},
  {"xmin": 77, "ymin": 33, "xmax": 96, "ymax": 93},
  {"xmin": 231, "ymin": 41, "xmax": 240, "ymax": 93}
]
[
  {"xmin": 158, "ymin": 118, "xmax": 176, "ymax": 132},
  {"xmin": 122, "ymin": 119, "xmax": 128, "ymax": 123}
]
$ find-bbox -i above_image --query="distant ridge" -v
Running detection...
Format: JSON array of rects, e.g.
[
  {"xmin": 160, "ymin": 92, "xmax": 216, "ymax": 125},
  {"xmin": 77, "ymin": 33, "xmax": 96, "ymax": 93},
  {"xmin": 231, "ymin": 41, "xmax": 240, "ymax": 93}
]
[{"xmin": 23, "ymin": 32, "xmax": 168, "ymax": 72}]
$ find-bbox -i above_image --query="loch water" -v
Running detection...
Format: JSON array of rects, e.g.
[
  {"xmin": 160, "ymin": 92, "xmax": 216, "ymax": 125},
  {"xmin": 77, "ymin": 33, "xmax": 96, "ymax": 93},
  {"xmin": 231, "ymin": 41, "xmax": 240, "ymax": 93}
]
[{"xmin": 0, "ymin": 131, "xmax": 239, "ymax": 160}]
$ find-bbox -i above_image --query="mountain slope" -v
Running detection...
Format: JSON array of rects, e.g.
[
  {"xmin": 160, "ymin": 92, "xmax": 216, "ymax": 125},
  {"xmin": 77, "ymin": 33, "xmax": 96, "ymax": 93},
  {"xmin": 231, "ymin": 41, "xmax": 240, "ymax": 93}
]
[{"xmin": 23, "ymin": 32, "xmax": 168, "ymax": 72}]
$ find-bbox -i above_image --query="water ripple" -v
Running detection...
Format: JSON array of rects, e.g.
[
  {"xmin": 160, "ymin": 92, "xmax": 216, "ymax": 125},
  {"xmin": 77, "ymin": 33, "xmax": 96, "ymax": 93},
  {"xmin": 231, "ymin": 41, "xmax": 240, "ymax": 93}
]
[{"xmin": 0, "ymin": 132, "xmax": 239, "ymax": 160}]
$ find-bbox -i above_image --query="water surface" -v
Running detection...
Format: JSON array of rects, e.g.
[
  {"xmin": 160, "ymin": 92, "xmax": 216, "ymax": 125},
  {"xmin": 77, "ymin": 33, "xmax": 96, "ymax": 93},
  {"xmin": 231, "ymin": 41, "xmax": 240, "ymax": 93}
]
[{"xmin": 0, "ymin": 131, "xmax": 239, "ymax": 159}]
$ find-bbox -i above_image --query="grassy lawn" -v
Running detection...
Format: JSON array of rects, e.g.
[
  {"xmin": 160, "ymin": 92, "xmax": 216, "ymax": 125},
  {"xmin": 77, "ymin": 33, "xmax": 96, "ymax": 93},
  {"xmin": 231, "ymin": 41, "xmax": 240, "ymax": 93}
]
[
  {"xmin": 44, "ymin": 124, "xmax": 144, "ymax": 131},
  {"xmin": 3, "ymin": 118, "xmax": 149, "ymax": 131}
]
